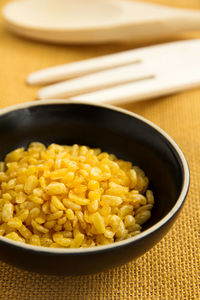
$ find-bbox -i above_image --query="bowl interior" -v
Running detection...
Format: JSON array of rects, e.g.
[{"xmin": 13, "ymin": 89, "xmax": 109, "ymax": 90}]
[{"xmin": 0, "ymin": 103, "xmax": 184, "ymax": 231}]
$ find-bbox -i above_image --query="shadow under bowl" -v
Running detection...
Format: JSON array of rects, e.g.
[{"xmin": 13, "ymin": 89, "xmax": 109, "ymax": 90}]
[{"xmin": 0, "ymin": 100, "xmax": 189, "ymax": 275}]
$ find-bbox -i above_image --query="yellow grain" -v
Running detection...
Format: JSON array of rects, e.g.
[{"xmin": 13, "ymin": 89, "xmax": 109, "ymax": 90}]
[
  {"xmin": 0, "ymin": 143, "xmax": 154, "ymax": 248},
  {"xmin": 7, "ymin": 217, "xmax": 22, "ymax": 229},
  {"xmin": 46, "ymin": 182, "xmax": 67, "ymax": 195}
]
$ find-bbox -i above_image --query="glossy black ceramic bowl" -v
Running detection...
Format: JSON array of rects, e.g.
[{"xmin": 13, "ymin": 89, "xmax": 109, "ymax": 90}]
[{"xmin": 0, "ymin": 100, "xmax": 189, "ymax": 275}]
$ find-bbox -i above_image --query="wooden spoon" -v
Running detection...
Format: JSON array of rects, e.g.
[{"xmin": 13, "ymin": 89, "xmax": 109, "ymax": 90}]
[{"xmin": 3, "ymin": 0, "xmax": 200, "ymax": 44}]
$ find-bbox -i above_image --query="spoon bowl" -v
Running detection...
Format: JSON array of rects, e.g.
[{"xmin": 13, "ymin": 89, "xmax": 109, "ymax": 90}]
[{"xmin": 3, "ymin": 0, "xmax": 200, "ymax": 44}]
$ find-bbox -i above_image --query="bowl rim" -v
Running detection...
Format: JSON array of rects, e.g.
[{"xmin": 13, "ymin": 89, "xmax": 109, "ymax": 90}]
[{"xmin": 0, "ymin": 99, "xmax": 190, "ymax": 254}]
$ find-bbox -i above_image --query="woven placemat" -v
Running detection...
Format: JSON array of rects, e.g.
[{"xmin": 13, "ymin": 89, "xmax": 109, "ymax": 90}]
[{"xmin": 0, "ymin": 0, "xmax": 200, "ymax": 299}]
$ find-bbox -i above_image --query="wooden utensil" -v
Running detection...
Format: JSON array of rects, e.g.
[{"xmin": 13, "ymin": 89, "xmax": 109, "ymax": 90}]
[
  {"xmin": 3, "ymin": 0, "xmax": 200, "ymax": 44},
  {"xmin": 27, "ymin": 40, "xmax": 200, "ymax": 105}
]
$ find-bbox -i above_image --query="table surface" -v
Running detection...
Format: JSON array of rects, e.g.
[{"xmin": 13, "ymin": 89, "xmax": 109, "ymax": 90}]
[{"xmin": 0, "ymin": 0, "xmax": 200, "ymax": 299}]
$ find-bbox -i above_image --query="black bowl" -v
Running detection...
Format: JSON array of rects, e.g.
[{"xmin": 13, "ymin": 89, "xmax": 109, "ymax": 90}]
[{"xmin": 0, "ymin": 100, "xmax": 189, "ymax": 275}]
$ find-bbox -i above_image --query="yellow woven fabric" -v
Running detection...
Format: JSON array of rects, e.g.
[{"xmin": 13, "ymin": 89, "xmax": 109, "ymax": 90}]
[{"xmin": 0, "ymin": 0, "xmax": 200, "ymax": 299}]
